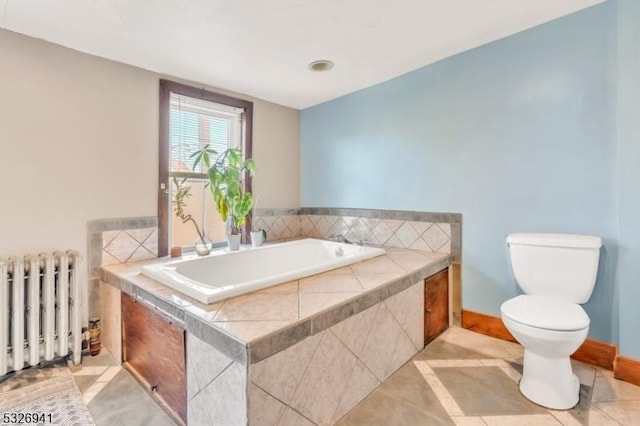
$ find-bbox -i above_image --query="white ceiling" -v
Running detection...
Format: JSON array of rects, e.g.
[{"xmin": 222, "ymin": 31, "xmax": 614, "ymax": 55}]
[{"xmin": 0, "ymin": 0, "xmax": 605, "ymax": 109}]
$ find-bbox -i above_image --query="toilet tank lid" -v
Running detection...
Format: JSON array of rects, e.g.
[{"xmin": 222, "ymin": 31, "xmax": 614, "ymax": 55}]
[{"xmin": 507, "ymin": 233, "xmax": 602, "ymax": 249}]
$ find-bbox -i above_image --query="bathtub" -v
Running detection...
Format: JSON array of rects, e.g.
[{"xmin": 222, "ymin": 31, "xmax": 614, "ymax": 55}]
[{"xmin": 141, "ymin": 238, "xmax": 386, "ymax": 304}]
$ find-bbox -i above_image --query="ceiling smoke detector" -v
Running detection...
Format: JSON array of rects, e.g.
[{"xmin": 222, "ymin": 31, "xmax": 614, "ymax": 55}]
[{"xmin": 308, "ymin": 60, "xmax": 334, "ymax": 72}]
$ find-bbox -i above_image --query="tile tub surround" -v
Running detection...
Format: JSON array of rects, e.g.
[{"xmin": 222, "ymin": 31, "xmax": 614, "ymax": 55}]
[
  {"xmin": 87, "ymin": 216, "xmax": 158, "ymax": 319},
  {"xmin": 248, "ymin": 281, "xmax": 424, "ymax": 425},
  {"xmin": 100, "ymin": 246, "xmax": 452, "ymax": 424},
  {"xmin": 253, "ymin": 207, "xmax": 462, "ymax": 262}
]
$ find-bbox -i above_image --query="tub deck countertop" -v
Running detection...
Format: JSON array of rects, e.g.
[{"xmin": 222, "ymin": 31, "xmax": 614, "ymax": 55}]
[{"xmin": 100, "ymin": 245, "xmax": 452, "ymax": 364}]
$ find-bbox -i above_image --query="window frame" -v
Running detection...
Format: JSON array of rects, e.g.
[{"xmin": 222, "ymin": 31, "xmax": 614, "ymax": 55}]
[{"xmin": 158, "ymin": 79, "xmax": 253, "ymax": 256}]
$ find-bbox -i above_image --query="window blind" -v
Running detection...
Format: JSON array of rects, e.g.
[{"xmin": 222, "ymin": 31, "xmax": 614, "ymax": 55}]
[{"xmin": 169, "ymin": 92, "xmax": 245, "ymax": 174}]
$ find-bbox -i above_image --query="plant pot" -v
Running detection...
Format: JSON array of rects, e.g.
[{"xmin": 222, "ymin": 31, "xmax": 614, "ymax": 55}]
[
  {"xmin": 250, "ymin": 230, "xmax": 265, "ymax": 248},
  {"xmin": 227, "ymin": 233, "xmax": 241, "ymax": 251},
  {"xmin": 195, "ymin": 238, "xmax": 213, "ymax": 256}
]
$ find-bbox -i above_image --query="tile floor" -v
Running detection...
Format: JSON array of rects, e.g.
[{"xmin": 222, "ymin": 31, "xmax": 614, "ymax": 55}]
[
  {"xmin": 1, "ymin": 327, "xmax": 639, "ymax": 425},
  {"xmin": 339, "ymin": 327, "xmax": 640, "ymax": 425},
  {"xmin": 0, "ymin": 352, "xmax": 175, "ymax": 426}
]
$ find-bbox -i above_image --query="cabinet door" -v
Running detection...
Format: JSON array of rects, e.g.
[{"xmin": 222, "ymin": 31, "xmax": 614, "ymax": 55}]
[
  {"xmin": 424, "ymin": 268, "xmax": 449, "ymax": 344},
  {"xmin": 122, "ymin": 294, "xmax": 187, "ymax": 423}
]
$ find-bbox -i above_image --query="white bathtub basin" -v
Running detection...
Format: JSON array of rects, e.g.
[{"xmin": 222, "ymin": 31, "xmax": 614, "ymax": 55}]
[{"xmin": 141, "ymin": 238, "xmax": 386, "ymax": 304}]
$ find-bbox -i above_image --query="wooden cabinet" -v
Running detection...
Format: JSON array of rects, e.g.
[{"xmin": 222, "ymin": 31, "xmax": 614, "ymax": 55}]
[
  {"xmin": 424, "ymin": 268, "xmax": 449, "ymax": 344},
  {"xmin": 121, "ymin": 294, "xmax": 187, "ymax": 424}
]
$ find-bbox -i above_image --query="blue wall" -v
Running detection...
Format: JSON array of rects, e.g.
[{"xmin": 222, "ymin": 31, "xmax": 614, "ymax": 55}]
[
  {"xmin": 616, "ymin": 0, "xmax": 640, "ymax": 357},
  {"xmin": 301, "ymin": 4, "xmax": 623, "ymax": 346}
]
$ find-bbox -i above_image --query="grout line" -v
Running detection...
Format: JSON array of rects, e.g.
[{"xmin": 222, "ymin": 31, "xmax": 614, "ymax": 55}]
[
  {"xmin": 190, "ymin": 360, "xmax": 234, "ymax": 401},
  {"xmin": 286, "ymin": 330, "xmax": 326, "ymax": 407},
  {"xmin": 414, "ymin": 360, "xmax": 464, "ymax": 416},
  {"xmin": 96, "ymin": 366, "xmax": 121, "ymax": 383},
  {"xmin": 383, "ymin": 293, "xmax": 422, "ymax": 353},
  {"xmin": 450, "ymin": 416, "xmax": 487, "ymax": 425},
  {"xmin": 73, "ymin": 366, "xmax": 108, "ymax": 376},
  {"xmin": 548, "ymin": 409, "xmax": 583, "ymax": 426},
  {"xmin": 82, "ymin": 381, "xmax": 108, "ymax": 405},
  {"xmin": 328, "ymin": 308, "xmax": 382, "ymax": 385}
]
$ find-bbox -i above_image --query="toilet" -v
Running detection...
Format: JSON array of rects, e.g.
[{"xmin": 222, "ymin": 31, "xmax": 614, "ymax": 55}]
[{"xmin": 500, "ymin": 233, "xmax": 602, "ymax": 410}]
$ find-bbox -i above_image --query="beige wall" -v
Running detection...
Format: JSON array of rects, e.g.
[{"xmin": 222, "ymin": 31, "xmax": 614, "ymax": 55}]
[{"xmin": 0, "ymin": 28, "xmax": 300, "ymax": 258}]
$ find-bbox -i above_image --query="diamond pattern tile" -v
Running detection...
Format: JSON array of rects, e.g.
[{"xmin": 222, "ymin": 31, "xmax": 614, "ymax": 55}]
[
  {"xmin": 409, "ymin": 221, "xmax": 433, "ymax": 236},
  {"xmin": 125, "ymin": 228, "xmax": 154, "ymax": 245},
  {"xmin": 349, "ymin": 218, "xmax": 371, "ymax": 241},
  {"xmin": 101, "ymin": 231, "xmax": 120, "ymax": 248},
  {"xmin": 254, "ymin": 213, "xmax": 452, "ymax": 253},
  {"xmin": 329, "ymin": 218, "xmax": 350, "ymax": 238},
  {"xmin": 371, "ymin": 221, "xmax": 393, "ymax": 245},
  {"xmin": 395, "ymin": 222, "xmax": 420, "ymax": 247},
  {"xmin": 423, "ymin": 224, "xmax": 450, "ymax": 251},
  {"xmin": 103, "ymin": 231, "xmax": 139, "ymax": 263},
  {"xmin": 142, "ymin": 228, "xmax": 158, "ymax": 255}
]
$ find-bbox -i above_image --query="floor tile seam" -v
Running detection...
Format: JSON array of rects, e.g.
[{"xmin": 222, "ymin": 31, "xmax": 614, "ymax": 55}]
[
  {"xmin": 424, "ymin": 357, "xmax": 523, "ymax": 385},
  {"xmin": 450, "ymin": 415, "xmax": 488, "ymax": 425},
  {"xmin": 82, "ymin": 381, "xmax": 109, "ymax": 406},
  {"xmin": 413, "ymin": 360, "xmax": 465, "ymax": 416},
  {"xmin": 375, "ymin": 386, "xmax": 453, "ymax": 420},
  {"xmin": 73, "ymin": 365, "xmax": 110, "ymax": 376},
  {"xmin": 74, "ymin": 376, "xmax": 99, "ymax": 396},
  {"xmin": 588, "ymin": 403, "xmax": 624, "ymax": 425},
  {"xmin": 190, "ymin": 360, "xmax": 234, "ymax": 402},
  {"xmin": 425, "ymin": 359, "xmax": 494, "ymax": 368},
  {"xmin": 591, "ymin": 396, "xmax": 640, "ymax": 403},
  {"xmin": 499, "ymin": 366, "xmax": 522, "ymax": 383},
  {"xmin": 479, "ymin": 413, "xmax": 562, "ymax": 423},
  {"xmin": 547, "ymin": 408, "xmax": 588, "ymax": 426},
  {"xmin": 96, "ymin": 366, "xmax": 122, "ymax": 383}
]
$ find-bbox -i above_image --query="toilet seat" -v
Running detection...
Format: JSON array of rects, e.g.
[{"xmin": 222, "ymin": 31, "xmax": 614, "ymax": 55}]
[{"xmin": 501, "ymin": 295, "xmax": 589, "ymax": 331}]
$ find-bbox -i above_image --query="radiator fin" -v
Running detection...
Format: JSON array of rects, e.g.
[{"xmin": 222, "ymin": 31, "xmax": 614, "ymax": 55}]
[{"xmin": 1, "ymin": 251, "xmax": 82, "ymax": 375}]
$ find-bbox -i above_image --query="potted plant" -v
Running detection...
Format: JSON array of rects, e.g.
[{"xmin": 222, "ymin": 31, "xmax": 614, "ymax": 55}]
[
  {"xmin": 171, "ymin": 176, "xmax": 211, "ymax": 255},
  {"xmin": 248, "ymin": 196, "xmax": 267, "ymax": 248},
  {"xmin": 192, "ymin": 146, "xmax": 255, "ymax": 251}
]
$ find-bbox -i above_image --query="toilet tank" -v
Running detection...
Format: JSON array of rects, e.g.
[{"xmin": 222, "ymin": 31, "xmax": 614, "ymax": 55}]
[{"xmin": 507, "ymin": 233, "xmax": 602, "ymax": 304}]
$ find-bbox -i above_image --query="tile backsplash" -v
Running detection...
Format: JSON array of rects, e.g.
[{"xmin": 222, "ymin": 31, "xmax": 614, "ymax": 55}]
[
  {"xmin": 253, "ymin": 208, "xmax": 461, "ymax": 260},
  {"xmin": 101, "ymin": 228, "xmax": 157, "ymax": 266},
  {"xmin": 88, "ymin": 210, "xmax": 461, "ymax": 318},
  {"xmin": 87, "ymin": 216, "xmax": 158, "ymax": 318}
]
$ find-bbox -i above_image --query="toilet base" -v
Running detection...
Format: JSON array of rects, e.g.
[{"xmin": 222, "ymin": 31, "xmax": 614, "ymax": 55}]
[{"xmin": 519, "ymin": 349, "xmax": 580, "ymax": 410}]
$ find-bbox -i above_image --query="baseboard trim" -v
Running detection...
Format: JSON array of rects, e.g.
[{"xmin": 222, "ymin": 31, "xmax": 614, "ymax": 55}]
[
  {"xmin": 614, "ymin": 355, "xmax": 640, "ymax": 386},
  {"xmin": 460, "ymin": 309, "xmax": 617, "ymax": 370},
  {"xmin": 461, "ymin": 309, "xmax": 516, "ymax": 343},
  {"xmin": 572, "ymin": 338, "xmax": 617, "ymax": 370}
]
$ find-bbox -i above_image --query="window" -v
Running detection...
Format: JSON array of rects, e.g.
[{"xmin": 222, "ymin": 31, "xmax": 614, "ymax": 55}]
[{"xmin": 158, "ymin": 80, "xmax": 253, "ymax": 255}]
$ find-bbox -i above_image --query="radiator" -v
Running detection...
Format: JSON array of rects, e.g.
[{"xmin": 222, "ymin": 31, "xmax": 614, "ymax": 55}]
[{"xmin": 0, "ymin": 251, "xmax": 82, "ymax": 375}]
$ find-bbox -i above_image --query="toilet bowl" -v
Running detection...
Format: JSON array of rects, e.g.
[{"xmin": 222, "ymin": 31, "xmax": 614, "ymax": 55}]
[
  {"xmin": 501, "ymin": 233, "xmax": 601, "ymax": 410},
  {"xmin": 501, "ymin": 295, "xmax": 590, "ymax": 409}
]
